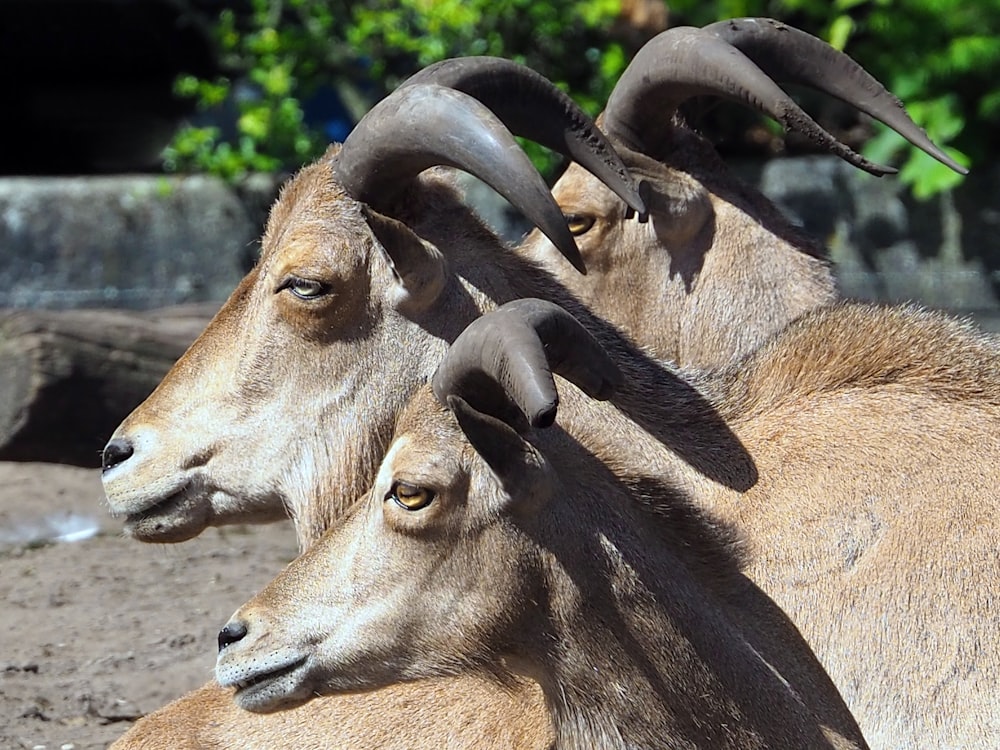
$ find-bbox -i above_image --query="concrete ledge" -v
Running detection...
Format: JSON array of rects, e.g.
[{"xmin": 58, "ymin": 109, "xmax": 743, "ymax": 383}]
[
  {"xmin": 0, "ymin": 174, "xmax": 278, "ymax": 309},
  {"xmin": 1, "ymin": 161, "xmax": 998, "ymax": 332}
]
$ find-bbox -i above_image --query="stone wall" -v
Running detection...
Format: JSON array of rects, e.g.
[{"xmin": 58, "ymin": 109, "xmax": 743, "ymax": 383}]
[
  {"xmin": 1, "ymin": 158, "xmax": 997, "ymax": 330},
  {"xmin": 0, "ymin": 174, "xmax": 278, "ymax": 309},
  {"xmin": 737, "ymin": 157, "xmax": 1000, "ymax": 331}
]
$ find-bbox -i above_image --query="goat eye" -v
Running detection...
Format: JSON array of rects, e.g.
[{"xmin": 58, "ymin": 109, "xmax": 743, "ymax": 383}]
[
  {"xmin": 387, "ymin": 482, "xmax": 435, "ymax": 511},
  {"xmin": 564, "ymin": 213, "xmax": 595, "ymax": 236},
  {"xmin": 280, "ymin": 276, "xmax": 329, "ymax": 300}
]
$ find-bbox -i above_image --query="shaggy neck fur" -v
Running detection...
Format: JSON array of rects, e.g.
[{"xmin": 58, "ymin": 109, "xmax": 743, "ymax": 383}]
[
  {"xmin": 500, "ymin": 468, "xmax": 856, "ymax": 750},
  {"xmin": 504, "ymin": 444, "xmax": 862, "ymax": 750}
]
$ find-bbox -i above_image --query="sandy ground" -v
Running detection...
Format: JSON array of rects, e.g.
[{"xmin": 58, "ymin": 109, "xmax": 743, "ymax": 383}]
[{"xmin": 0, "ymin": 461, "xmax": 299, "ymax": 750}]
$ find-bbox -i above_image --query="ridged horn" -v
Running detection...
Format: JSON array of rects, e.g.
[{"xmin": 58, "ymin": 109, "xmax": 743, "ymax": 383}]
[
  {"xmin": 335, "ymin": 83, "xmax": 586, "ymax": 272},
  {"xmin": 432, "ymin": 298, "xmax": 622, "ymax": 431},
  {"xmin": 703, "ymin": 17, "xmax": 967, "ymax": 174},
  {"xmin": 603, "ymin": 25, "xmax": 896, "ymax": 176},
  {"xmin": 403, "ymin": 56, "xmax": 646, "ymax": 213}
]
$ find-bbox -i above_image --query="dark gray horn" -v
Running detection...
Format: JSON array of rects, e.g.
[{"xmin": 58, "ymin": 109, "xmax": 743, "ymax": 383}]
[
  {"xmin": 704, "ymin": 17, "xmax": 967, "ymax": 174},
  {"xmin": 335, "ymin": 83, "xmax": 586, "ymax": 273},
  {"xmin": 603, "ymin": 25, "xmax": 896, "ymax": 176},
  {"xmin": 403, "ymin": 56, "xmax": 646, "ymax": 213},
  {"xmin": 432, "ymin": 298, "xmax": 622, "ymax": 430}
]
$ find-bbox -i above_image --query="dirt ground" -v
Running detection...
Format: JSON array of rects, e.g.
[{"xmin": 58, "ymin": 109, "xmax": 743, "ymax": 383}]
[{"xmin": 0, "ymin": 461, "xmax": 300, "ymax": 750}]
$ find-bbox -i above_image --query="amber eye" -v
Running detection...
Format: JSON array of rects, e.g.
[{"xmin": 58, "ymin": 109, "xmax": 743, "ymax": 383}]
[
  {"xmin": 280, "ymin": 276, "xmax": 329, "ymax": 300},
  {"xmin": 387, "ymin": 482, "xmax": 435, "ymax": 511},
  {"xmin": 564, "ymin": 213, "xmax": 595, "ymax": 236}
]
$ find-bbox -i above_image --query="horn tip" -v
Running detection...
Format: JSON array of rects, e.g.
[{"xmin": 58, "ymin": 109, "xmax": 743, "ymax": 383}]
[
  {"xmin": 556, "ymin": 238, "xmax": 588, "ymax": 275},
  {"xmin": 871, "ymin": 164, "xmax": 899, "ymax": 177},
  {"xmin": 529, "ymin": 402, "xmax": 558, "ymax": 429}
]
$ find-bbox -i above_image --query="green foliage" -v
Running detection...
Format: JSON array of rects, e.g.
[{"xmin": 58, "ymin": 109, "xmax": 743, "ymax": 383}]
[
  {"xmin": 670, "ymin": 0, "xmax": 991, "ymax": 198},
  {"xmin": 163, "ymin": 2, "xmax": 335, "ymax": 180},
  {"xmin": 168, "ymin": 0, "xmax": 992, "ymax": 197},
  {"xmin": 165, "ymin": 0, "xmax": 629, "ymax": 181}
]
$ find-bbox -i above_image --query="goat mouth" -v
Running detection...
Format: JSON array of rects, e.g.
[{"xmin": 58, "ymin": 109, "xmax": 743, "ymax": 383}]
[
  {"xmin": 124, "ymin": 488, "xmax": 183, "ymax": 521},
  {"xmin": 122, "ymin": 487, "xmax": 209, "ymax": 543},
  {"xmin": 230, "ymin": 656, "xmax": 310, "ymax": 711}
]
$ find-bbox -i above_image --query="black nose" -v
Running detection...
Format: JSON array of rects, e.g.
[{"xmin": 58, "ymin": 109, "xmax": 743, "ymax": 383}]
[
  {"xmin": 102, "ymin": 438, "xmax": 134, "ymax": 472},
  {"xmin": 218, "ymin": 621, "xmax": 249, "ymax": 652}
]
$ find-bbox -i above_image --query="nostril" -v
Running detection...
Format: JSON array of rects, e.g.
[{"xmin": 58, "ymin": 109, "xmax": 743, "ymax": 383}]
[
  {"xmin": 218, "ymin": 621, "xmax": 249, "ymax": 652},
  {"xmin": 102, "ymin": 438, "xmax": 135, "ymax": 473}
]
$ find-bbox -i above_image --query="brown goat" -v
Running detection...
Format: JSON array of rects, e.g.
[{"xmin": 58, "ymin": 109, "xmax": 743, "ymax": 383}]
[
  {"xmin": 106, "ymin": 59, "xmax": 634, "ymax": 750},
  {"xmin": 111, "ymin": 293, "xmax": 1000, "ymax": 749},
  {"xmin": 519, "ymin": 18, "xmax": 966, "ymax": 366},
  {"xmin": 213, "ymin": 317, "xmax": 868, "ymax": 748},
  {"xmin": 104, "ymin": 40, "xmax": 988, "ymax": 750}
]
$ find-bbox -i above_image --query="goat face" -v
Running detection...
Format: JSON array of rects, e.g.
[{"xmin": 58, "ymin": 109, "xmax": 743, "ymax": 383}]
[
  {"xmin": 101, "ymin": 155, "xmax": 463, "ymax": 543},
  {"xmin": 100, "ymin": 59, "xmax": 642, "ymax": 547},
  {"xmin": 520, "ymin": 131, "xmax": 837, "ymax": 368},
  {"xmin": 215, "ymin": 390, "xmax": 553, "ymax": 712}
]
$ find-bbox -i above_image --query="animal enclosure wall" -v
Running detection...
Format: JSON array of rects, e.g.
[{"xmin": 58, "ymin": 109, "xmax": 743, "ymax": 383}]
[{"xmin": 1, "ymin": 161, "xmax": 997, "ymax": 327}]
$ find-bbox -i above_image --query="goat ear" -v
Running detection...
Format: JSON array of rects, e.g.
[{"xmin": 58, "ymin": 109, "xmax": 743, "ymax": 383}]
[
  {"xmin": 362, "ymin": 205, "xmax": 448, "ymax": 312},
  {"xmin": 447, "ymin": 395, "xmax": 548, "ymax": 513}
]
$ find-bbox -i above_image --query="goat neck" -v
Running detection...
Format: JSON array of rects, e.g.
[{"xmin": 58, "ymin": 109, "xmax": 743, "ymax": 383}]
[
  {"xmin": 530, "ymin": 491, "xmax": 864, "ymax": 750},
  {"xmin": 517, "ymin": 123, "xmax": 837, "ymax": 368},
  {"xmin": 216, "ymin": 389, "xmax": 867, "ymax": 749}
]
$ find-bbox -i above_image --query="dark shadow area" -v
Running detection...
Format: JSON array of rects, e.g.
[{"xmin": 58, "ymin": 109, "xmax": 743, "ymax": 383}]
[{"xmin": 0, "ymin": 0, "xmax": 221, "ymax": 174}]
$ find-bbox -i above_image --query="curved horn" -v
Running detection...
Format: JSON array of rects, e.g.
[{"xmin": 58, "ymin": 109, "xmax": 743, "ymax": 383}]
[
  {"xmin": 703, "ymin": 17, "xmax": 967, "ymax": 174},
  {"xmin": 432, "ymin": 298, "xmax": 622, "ymax": 431},
  {"xmin": 603, "ymin": 25, "xmax": 896, "ymax": 176},
  {"xmin": 335, "ymin": 83, "xmax": 586, "ymax": 272},
  {"xmin": 404, "ymin": 56, "xmax": 646, "ymax": 213}
]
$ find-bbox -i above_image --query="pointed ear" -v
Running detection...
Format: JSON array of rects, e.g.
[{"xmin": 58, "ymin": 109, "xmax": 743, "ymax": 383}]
[
  {"xmin": 361, "ymin": 204, "xmax": 448, "ymax": 312},
  {"xmin": 447, "ymin": 395, "xmax": 550, "ymax": 513}
]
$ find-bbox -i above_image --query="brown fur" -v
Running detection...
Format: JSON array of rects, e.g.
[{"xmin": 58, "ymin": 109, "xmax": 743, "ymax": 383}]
[
  {"xmin": 577, "ymin": 301, "xmax": 1000, "ymax": 748},
  {"xmin": 218, "ymin": 388, "xmax": 867, "ymax": 749},
  {"xmin": 104, "ymin": 147, "xmax": 998, "ymax": 748},
  {"xmin": 517, "ymin": 126, "xmax": 838, "ymax": 367},
  {"xmin": 109, "ymin": 674, "xmax": 550, "ymax": 750}
]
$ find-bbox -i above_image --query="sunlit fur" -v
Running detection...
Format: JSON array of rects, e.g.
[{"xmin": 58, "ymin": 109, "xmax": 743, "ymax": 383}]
[
  {"xmin": 219, "ymin": 388, "xmax": 867, "ymax": 750},
  {"xmin": 108, "ymin": 675, "xmax": 549, "ymax": 750},
  {"xmin": 105, "ymin": 147, "xmax": 999, "ymax": 748},
  {"xmin": 518, "ymin": 125, "xmax": 837, "ymax": 368}
]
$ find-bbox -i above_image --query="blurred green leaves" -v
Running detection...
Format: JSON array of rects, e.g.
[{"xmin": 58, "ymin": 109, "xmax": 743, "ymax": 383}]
[
  {"xmin": 167, "ymin": 0, "xmax": 992, "ymax": 197},
  {"xmin": 670, "ymin": 0, "xmax": 991, "ymax": 197},
  {"xmin": 165, "ymin": 0, "xmax": 630, "ymax": 181}
]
